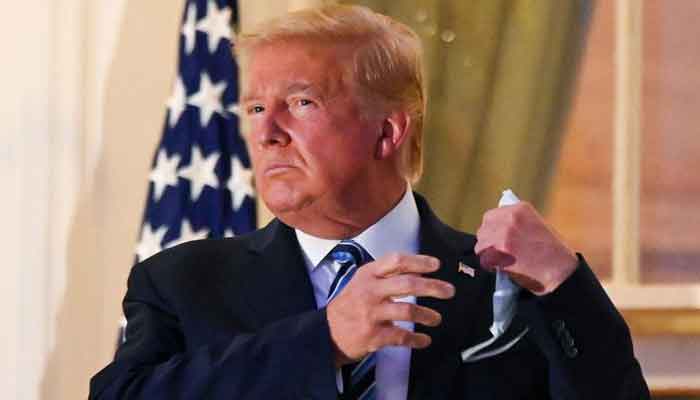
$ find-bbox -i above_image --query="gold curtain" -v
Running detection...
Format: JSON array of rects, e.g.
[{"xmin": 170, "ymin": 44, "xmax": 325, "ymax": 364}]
[{"xmin": 345, "ymin": 0, "xmax": 593, "ymax": 232}]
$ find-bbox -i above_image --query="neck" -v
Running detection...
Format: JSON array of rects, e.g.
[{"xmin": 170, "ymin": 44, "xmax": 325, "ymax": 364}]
[{"xmin": 279, "ymin": 175, "xmax": 407, "ymax": 239}]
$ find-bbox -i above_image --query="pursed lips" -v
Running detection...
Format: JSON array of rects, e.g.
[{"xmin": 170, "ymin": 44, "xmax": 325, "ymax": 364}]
[{"xmin": 263, "ymin": 162, "xmax": 297, "ymax": 176}]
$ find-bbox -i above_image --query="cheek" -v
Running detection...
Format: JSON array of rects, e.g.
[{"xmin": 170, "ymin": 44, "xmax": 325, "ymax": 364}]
[
  {"xmin": 312, "ymin": 137, "xmax": 375, "ymax": 181},
  {"xmin": 293, "ymin": 115, "xmax": 378, "ymax": 174},
  {"xmin": 247, "ymin": 145, "xmax": 265, "ymax": 174}
]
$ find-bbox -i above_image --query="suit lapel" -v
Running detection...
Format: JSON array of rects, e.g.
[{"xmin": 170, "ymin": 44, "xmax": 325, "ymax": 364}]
[
  {"xmin": 233, "ymin": 197, "xmax": 497, "ymax": 398},
  {"xmin": 408, "ymin": 195, "xmax": 494, "ymax": 400},
  {"xmin": 238, "ymin": 219, "xmax": 318, "ymax": 329}
]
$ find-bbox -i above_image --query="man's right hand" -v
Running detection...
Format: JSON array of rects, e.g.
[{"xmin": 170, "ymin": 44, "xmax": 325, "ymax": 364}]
[{"xmin": 325, "ymin": 253, "xmax": 455, "ymax": 367}]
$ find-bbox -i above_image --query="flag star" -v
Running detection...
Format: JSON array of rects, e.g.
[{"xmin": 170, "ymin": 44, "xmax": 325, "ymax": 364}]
[
  {"xmin": 224, "ymin": 228, "xmax": 236, "ymax": 238},
  {"xmin": 181, "ymin": 2, "xmax": 198, "ymax": 55},
  {"xmin": 228, "ymin": 156, "xmax": 254, "ymax": 210},
  {"xmin": 196, "ymin": 0, "xmax": 232, "ymax": 54},
  {"xmin": 149, "ymin": 149, "xmax": 181, "ymax": 202},
  {"xmin": 187, "ymin": 72, "xmax": 226, "ymax": 127},
  {"xmin": 135, "ymin": 223, "xmax": 168, "ymax": 262},
  {"xmin": 166, "ymin": 219, "xmax": 210, "ymax": 248},
  {"xmin": 226, "ymin": 102, "xmax": 240, "ymax": 117},
  {"xmin": 179, "ymin": 145, "xmax": 221, "ymax": 201},
  {"xmin": 166, "ymin": 76, "xmax": 187, "ymax": 128}
]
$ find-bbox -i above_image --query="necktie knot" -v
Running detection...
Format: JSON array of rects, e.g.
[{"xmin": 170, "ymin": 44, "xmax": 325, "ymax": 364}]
[
  {"xmin": 326, "ymin": 240, "xmax": 371, "ymax": 301},
  {"xmin": 330, "ymin": 240, "xmax": 367, "ymax": 268}
]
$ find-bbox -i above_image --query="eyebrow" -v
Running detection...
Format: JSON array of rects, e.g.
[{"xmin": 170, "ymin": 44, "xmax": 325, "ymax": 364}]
[
  {"xmin": 241, "ymin": 81, "xmax": 325, "ymax": 104},
  {"xmin": 286, "ymin": 83, "xmax": 327, "ymax": 101},
  {"xmin": 286, "ymin": 82, "xmax": 313, "ymax": 94},
  {"xmin": 240, "ymin": 90, "xmax": 261, "ymax": 104}
]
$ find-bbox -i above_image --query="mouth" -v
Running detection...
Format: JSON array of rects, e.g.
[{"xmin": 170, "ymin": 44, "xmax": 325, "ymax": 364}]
[{"xmin": 263, "ymin": 163, "xmax": 296, "ymax": 176}]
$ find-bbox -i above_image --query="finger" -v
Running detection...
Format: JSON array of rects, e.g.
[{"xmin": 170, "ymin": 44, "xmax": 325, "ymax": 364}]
[
  {"xmin": 474, "ymin": 235, "xmax": 490, "ymax": 254},
  {"xmin": 504, "ymin": 270, "xmax": 546, "ymax": 294},
  {"xmin": 476, "ymin": 207, "xmax": 523, "ymax": 254},
  {"xmin": 474, "ymin": 223, "xmax": 503, "ymax": 254},
  {"xmin": 475, "ymin": 222, "xmax": 517, "ymax": 255},
  {"xmin": 376, "ymin": 274, "xmax": 455, "ymax": 299},
  {"xmin": 482, "ymin": 204, "xmax": 524, "ymax": 224},
  {"xmin": 371, "ymin": 253, "xmax": 440, "ymax": 278},
  {"xmin": 478, "ymin": 246, "xmax": 516, "ymax": 270},
  {"xmin": 372, "ymin": 302, "xmax": 442, "ymax": 327},
  {"xmin": 370, "ymin": 326, "xmax": 432, "ymax": 352}
]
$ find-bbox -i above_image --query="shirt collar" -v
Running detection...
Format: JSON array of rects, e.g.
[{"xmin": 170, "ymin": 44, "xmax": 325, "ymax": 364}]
[{"xmin": 295, "ymin": 187, "xmax": 421, "ymax": 272}]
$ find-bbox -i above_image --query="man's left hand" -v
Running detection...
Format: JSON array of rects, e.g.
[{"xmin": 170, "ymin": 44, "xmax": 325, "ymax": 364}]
[{"xmin": 475, "ymin": 202, "xmax": 578, "ymax": 296}]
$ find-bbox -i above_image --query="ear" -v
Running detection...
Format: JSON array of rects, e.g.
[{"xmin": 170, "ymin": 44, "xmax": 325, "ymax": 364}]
[{"xmin": 375, "ymin": 110, "xmax": 411, "ymax": 160}]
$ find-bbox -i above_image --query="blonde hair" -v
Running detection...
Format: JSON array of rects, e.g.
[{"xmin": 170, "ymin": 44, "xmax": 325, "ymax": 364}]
[{"xmin": 237, "ymin": 5, "xmax": 426, "ymax": 184}]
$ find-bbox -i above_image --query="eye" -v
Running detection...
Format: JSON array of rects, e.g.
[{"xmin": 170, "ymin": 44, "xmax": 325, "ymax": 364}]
[
  {"xmin": 296, "ymin": 98, "xmax": 314, "ymax": 107},
  {"xmin": 288, "ymin": 97, "xmax": 318, "ymax": 118},
  {"xmin": 247, "ymin": 104, "xmax": 265, "ymax": 115}
]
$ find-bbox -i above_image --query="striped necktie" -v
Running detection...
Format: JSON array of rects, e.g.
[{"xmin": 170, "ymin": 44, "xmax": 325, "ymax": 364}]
[{"xmin": 326, "ymin": 240, "xmax": 376, "ymax": 400}]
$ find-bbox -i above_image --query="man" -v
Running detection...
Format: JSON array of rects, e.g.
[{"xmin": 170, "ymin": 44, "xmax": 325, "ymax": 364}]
[{"xmin": 90, "ymin": 5, "xmax": 649, "ymax": 399}]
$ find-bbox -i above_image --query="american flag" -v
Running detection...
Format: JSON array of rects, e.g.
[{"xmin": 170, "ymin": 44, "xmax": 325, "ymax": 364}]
[{"xmin": 134, "ymin": 0, "xmax": 255, "ymax": 264}]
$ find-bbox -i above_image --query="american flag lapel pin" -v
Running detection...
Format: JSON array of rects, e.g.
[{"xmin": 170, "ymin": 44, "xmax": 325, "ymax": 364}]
[{"xmin": 458, "ymin": 262, "xmax": 475, "ymax": 278}]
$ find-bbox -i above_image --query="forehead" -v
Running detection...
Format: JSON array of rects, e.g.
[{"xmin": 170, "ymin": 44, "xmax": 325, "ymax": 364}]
[{"xmin": 241, "ymin": 39, "xmax": 355, "ymax": 100}]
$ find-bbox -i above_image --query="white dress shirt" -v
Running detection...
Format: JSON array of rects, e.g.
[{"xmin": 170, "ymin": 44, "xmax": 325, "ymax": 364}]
[{"xmin": 295, "ymin": 188, "xmax": 421, "ymax": 400}]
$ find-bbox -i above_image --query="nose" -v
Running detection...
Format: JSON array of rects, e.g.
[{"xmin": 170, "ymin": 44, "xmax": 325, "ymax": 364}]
[{"xmin": 255, "ymin": 109, "xmax": 291, "ymax": 149}]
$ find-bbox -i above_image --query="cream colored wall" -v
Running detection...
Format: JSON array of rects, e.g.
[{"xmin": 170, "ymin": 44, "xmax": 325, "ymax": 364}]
[
  {"xmin": 2, "ymin": 1, "xmax": 183, "ymax": 398},
  {"xmin": 1, "ymin": 4, "xmax": 52, "ymax": 398}
]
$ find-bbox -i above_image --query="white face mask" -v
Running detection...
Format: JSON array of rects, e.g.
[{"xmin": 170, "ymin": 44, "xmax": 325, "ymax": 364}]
[{"xmin": 461, "ymin": 189, "xmax": 529, "ymax": 363}]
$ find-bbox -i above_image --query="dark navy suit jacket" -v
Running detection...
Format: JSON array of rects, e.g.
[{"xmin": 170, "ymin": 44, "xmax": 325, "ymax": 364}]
[{"xmin": 89, "ymin": 195, "xmax": 650, "ymax": 399}]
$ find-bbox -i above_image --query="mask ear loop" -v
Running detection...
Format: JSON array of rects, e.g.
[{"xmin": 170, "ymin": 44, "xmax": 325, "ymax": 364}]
[{"xmin": 462, "ymin": 327, "xmax": 530, "ymax": 363}]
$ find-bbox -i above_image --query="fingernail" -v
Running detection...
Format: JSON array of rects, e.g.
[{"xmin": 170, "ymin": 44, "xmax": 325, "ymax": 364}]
[{"xmin": 431, "ymin": 258, "xmax": 440, "ymax": 269}]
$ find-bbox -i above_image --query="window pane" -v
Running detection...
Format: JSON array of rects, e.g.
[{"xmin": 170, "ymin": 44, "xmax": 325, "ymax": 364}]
[
  {"xmin": 546, "ymin": 0, "xmax": 614, "ymax": 280},
  {"xmin": 640, "ymin": 0, "xmax": 700, "ymax": 284}
]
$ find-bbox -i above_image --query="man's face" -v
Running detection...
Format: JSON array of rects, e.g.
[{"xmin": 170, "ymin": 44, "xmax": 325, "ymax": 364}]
[{"xmin": 241, "ymin": 40, "xmax": 384, "ymax": 220}]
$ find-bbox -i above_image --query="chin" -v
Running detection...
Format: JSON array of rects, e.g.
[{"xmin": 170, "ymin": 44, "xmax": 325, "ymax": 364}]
[{"xmin": 260, "ymin": 182, "xmax": 311, "ymax": 216}]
